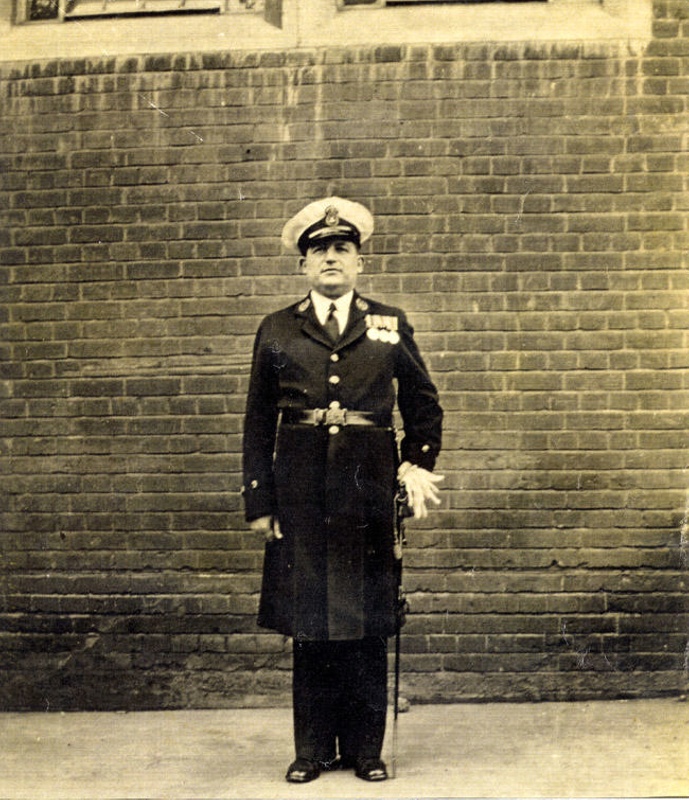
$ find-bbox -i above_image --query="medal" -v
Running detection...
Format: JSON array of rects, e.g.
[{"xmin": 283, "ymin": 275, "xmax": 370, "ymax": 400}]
[{"xmin": 365, "ymin": 313, "xmax": 400, "ymax": 344}]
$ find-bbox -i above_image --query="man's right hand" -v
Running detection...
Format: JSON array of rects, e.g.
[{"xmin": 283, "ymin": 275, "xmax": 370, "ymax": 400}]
[{"xmin": 250, "ymin": 515, "xmax": 283, "ymax": 542}]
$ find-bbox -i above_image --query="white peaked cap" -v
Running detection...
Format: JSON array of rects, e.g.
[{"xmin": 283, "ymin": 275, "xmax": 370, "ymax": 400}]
[{"xmin": 281, "ymin": 196, "xmax": 374, "ymax": 254}]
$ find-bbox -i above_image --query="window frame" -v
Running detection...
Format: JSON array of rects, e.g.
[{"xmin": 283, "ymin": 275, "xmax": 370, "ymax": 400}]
[{"xmin": 16, "ymin": 0, "xmax": 274, "ymax": 24}]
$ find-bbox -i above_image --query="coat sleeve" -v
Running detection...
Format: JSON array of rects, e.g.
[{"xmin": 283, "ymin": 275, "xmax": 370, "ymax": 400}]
[
  {"xmin": 395, "ymin": 311, "xmax": 443, "ymax": 472},
  {"xmin": 242, "ymin": 317, "xmax": 280, "ymax": 522}
]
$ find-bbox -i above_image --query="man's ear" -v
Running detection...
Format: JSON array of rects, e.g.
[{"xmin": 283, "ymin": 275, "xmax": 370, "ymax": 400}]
[
  {"xmin": 357, "ymin": 254, "xmax": 364, "ymax": 273},
  {"xmin": 298, "ymin": 256, "xmax": 306, "ymax": 273}
]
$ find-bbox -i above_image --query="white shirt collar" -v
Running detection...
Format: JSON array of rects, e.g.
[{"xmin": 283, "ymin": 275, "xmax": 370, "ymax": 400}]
[{"xmin": 310, "ymin": 290, "xmax": 354, "ymax": 327}]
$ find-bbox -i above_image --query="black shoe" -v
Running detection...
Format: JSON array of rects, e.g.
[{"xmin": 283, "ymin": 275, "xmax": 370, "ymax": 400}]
[
  {"xmin": 355, "ymin": 757, "xmax": 388, "ymax": 782},
  {"xmin": 286, "ymin": 758, "xmax": 321, "ymax": 783}
]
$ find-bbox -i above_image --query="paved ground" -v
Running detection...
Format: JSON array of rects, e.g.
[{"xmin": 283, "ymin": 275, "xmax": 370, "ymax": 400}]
[{"xmin": 1, "ymin": 699, "xmax": 688, "ymax": 799}]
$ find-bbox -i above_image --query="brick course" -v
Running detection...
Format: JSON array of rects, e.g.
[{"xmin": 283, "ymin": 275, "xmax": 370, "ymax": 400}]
[{"xmin": 1, "ymin": 4, "xmax": 689, "ymax": 710}]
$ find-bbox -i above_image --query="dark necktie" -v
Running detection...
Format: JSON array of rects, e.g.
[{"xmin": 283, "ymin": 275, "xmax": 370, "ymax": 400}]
[{"xmin": 324, "ymin": 302, "xmax": 340, "ymax": 342}]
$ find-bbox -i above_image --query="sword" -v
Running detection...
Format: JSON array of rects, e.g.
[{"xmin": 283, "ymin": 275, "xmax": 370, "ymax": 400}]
[{"xmin": 392, "ymin": 482, "xmax": 412, "ymax": 779}]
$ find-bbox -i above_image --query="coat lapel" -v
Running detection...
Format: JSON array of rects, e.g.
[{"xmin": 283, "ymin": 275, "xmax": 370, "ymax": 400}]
[
  {"xmin": 294, "ymin": 295, "xmax": 332, "ymax": 349},
  {"xmin": 336, "ymin": 292, "xmax": 369, "ymax": 351}
]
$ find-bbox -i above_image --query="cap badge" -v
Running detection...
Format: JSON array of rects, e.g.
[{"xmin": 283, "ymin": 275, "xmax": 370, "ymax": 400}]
[{"xmin": 324, "ymin": 206, "xmax": 340, "ymax": 227}]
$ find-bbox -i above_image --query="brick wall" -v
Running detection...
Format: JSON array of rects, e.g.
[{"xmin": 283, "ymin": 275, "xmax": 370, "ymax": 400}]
[{"xmin": 2, "ymin": 3, "xmax": 689, "ymax": 710}]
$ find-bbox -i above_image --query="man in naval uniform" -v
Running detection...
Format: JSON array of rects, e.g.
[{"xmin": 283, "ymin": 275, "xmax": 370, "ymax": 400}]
[{"xmin": 242, "ymin": 197, "xmax": 443, "ymax": 783}]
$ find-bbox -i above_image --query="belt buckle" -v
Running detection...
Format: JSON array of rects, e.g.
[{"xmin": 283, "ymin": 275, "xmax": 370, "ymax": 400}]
[{"xmin": 324, "ymin": 406, "xmax": 347, "ymax": 426}]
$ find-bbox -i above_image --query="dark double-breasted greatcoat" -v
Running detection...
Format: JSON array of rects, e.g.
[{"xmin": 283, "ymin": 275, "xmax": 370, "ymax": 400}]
[{"xmin": 242, "ymin": 291, "xmax": 442, "ymax": 642}]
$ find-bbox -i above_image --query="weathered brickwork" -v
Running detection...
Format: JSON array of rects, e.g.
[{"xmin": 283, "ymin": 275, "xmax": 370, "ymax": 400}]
[{"xmin": 1, "ymin": 3, "xmax": 689, "ymax": 709}]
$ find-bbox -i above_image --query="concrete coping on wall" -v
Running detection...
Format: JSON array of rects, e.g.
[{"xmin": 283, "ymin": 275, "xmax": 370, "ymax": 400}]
[{"xmin": 0, "ymin": 0, "xmax": 653, "ymax": 66}]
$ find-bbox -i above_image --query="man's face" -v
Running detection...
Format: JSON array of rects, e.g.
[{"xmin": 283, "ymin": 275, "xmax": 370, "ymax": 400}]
[{"xmin": 300, "ymin": 237, "xmax": 363, "ymax": 299}]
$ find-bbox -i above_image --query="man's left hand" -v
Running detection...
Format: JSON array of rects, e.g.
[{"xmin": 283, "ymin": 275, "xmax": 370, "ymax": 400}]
[{"xmin": 397, "ymin": 462, "xmax": 444, "ymax": 519}]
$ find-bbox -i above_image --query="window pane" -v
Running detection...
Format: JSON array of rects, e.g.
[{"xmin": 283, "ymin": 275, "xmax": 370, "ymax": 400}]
[
  {"xmin": 342, "ymin": 0, "xmax": 542, "ymax": 4},
  {"xmin": 27, "ymin": 0, "xmax": 59, "ymax": 19}
]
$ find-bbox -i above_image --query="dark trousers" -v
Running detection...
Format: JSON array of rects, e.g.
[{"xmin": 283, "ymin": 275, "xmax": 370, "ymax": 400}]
[{"xmin": 292, "ymin": 637, "xmax": 388, "ymax": 764}]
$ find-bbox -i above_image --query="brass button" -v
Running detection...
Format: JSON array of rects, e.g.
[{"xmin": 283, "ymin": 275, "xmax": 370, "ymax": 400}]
[
  {"xmin": 328, "ymin": 375, "xmax": 340, "ymax": 385},
  {"xmin": 328, "ymin": 425, "xmax": 340, "ymax": 435},
  {"xmin": 330, "ymin": 353, "xmax": 339, "ymax": 362}
]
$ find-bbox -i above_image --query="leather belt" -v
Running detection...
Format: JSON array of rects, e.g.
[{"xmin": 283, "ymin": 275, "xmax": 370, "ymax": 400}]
[{"xmin": 282, "ymin": 407, "xmax": 389, "ymax": 428}]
